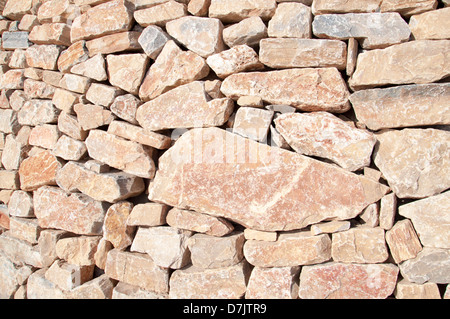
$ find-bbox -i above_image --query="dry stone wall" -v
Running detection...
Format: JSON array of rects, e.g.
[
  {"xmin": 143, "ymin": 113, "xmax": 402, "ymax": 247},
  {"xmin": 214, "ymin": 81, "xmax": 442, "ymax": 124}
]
[{"xmin": 0, "ymin": 0, "xmax": 449, "ymax": 299}]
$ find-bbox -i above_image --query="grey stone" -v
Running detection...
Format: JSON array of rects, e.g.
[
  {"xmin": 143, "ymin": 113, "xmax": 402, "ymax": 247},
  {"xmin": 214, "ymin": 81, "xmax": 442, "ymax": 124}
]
[
  {"xmin": 1, "ymin": 31, "xmax": 30, "ymax": 50},
  {"xmin": 399, "ymin": 248, "xmax": 450, "ymax": 284},
  {"xmin": 138, "ymin": 25, "xmax": 171, "ymax": 60}
]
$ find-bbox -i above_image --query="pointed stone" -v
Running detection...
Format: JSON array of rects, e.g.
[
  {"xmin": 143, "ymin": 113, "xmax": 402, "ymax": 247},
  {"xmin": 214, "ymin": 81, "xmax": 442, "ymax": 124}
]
[
  {"xmin": 221, "ymin": 68, "xmax": 350, "ymax": 113},
  {"xmin": 70, "ymin": 54, "xmax": 107, "ymax": 82},
  {"xmin": 149, "ymin": 127, "xmax": 389, "ymax": 231},
  {"xmin": 110, "ymin": 94, "xmax": 141, "ymax": 125},
  {"xmin": 374, "ymin": 128, "xmax": 450, "ymax": 198},
  {"xmin": 57, "ymin": 41, "xmax": 89, "ymax": 73},
  {"xmin": 349, "ymin": 84, "xmax": 450, "ymax": 130},
  {"xmin": 299, "ymin": 262, "xmax": 399, "ymax": 299},
  {"xmin": 134, "ymin": 0, "xmax": 187, "ymax": 27},
  {"xmin": 33, "ymin": 186, "xmax": 107, "ymax": 235},
  {"xmin": 85, "ymin": 130, "xmax": 155, "ymax": 179},
  {"xmin": 106, "ymin": 53, "xmax": 149, "ymax": 95},
  {"xmin": 139, "ymin": 40, "xmax": 209, "ymax": 101},
  {"xmin": 74, "ymin": 103, "xmax": 114, "ymax": 130},
  {"xmin": 103, "ymin": 201, "xmax": 135, "ymax": 250},
  {"xmin": 137, "ymin": 81, "xmax": 234, "ymax": 131},
  {"xmin": 138, "ymin": 25, "xmax": 170, "ymax": 59},
  {"xmin": 222, "ymin": 16, "xmax": 267, "ymax": 47}
]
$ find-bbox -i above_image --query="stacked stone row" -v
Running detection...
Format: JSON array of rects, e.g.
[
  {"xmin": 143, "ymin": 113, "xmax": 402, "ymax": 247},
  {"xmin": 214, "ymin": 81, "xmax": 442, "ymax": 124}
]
[{"xmin": 0, "ymin": 0, "xmax": 449, "ymax": 299}]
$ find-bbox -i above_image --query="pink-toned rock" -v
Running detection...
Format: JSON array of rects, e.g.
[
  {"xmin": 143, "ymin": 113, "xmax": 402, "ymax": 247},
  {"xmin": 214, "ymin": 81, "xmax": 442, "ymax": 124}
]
[
  {"xmin": 395, "ymin": 279, "xmax": 441, "ymax": 299},
  {"xmin": 126, "ymin": 203, "xmax": 169, "ymax": 227},
  {"xmin": 25, "ymin": 45, "xmax": 62, "ymax": 70},
  {"xmin": 18, "ymin": 150, "xmax": 62, "ymax": 191},
  {"xmin": 298, "ymin": 262, "xmax": 399, "ymax": 299},
  {"xmin": 28, "ymin": 124, "xmax": 60, "ymax": 149},
  {"xmin": 137, "ymin": 81, "xmax": 234, "ymax": 131},
  {"xmin": 24, "ymin": 79, "xmax": 56, "ymax": 99},
  {"xmin": 139, "ymin": 40, "xmax": 209, "ymax": 101},
  {"xmin": 110, "ymin": 94, "xmax": 141, "ymax": 125},
  {"xmin": 85, "ymin": 32, "xmax": 141, "ymax": 57},
  {"xmin": 385, "ymin": 219, "xmax": 423, "ymax": 263},
  {"xmin": 169, "ymin": 261, "xmax": 250, "ymax": 299},
  {"xmin": 56, "ymin": 236, "xmax": 102, "ymax": 266},
  {"xmin": 74, "ymin": 103, "xmax": 115, "ymax": 131},
  {"xmin": 37, "ymin": 0, "xmax": 76, "ymax": 23},
  {"xmin": 246, "ymin": 266, "xmax": 300, "ymax": 299},
  {"xmin": 244, "ymin": 231, "xmax": 331, "ymax": 267},
  {"xmin": 103, "ymin": 201, "xmax": 135, "ymax": 250},
  {"xmin": 222, "ymin": 16, "xmax": 268, "ymax": 47},
  {"xmin": 0, "ymin": 69, "xmax": 25, "ymax": 89},
  {"xmin": 275, "ymin": 112, "xmax": 377, "ymax": 171},
  {"xmin": 2, "ymin": 0, "xmax": 33, "ymax": 20},
  {"xmin": 70, "ymin": 54, "xmax": 107, "ymax": 82},
  {"xmin": 149, "ymin": 127, "xmax": 389, "ymax": 231},
  {"xmin": 28, "ymin": 23, "xmax": 71, "ymax": 46},
  {"xmin": 409, "ymin": 7, "xmax": 450, "ymax": 40},
  {"xmin": 33, "ymin": 186, "xmax": 107, "ymax": 235},
  {"xmin": 209, "ymin": 0, "xmax": 277, "ymax": 23},
  {"xmin": 221, "ymin": 68, "xmax": 350, "ymax": 112},
  {"xmin": 166, "ymin": 208, "xmax": 234, "ymax": 237},
  {"xmin": 70, "ymin": 0, "xmax": 135, "ymax": 42},
  {"xmin": 106, "ymin": 53, "xmax": 149, "ymax": 95},
  {"xmin": 53, "ymin": 135, "xmax": 87, "ymax": 161},
  {"xmin": 134, "ymin": 0, "xmax": 187, "ymax": 27},
  {"xmin": 85, "ymin": 130, "xmax": 155, "ymax": 179},
  {"xmin": 57, "ymin": 41, "xmax": 89, "ymax": 73}
]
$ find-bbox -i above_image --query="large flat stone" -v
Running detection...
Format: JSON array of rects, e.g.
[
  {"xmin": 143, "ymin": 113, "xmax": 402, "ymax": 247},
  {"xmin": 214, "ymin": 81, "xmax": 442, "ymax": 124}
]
[
  {"xmin": 148, "ymin": 128, "xmax": 389, "ymax": 231},
  {"xmin": 350, "ymin": 83, "xmax": 450, "ymax": 130},
  {"xmin": 349, "ymin": 40, "xmax": 450, "ymax": 90},
  {"xmin": 221, "ymin": 68, "xmax": 350, "ymax": 113},
  {"xmin": 209, "ymin": 0, "xmax": 277, "ymax": 23},
  {"xmin": 374, "ymin": 128, "xmax": 450, "ymax": 198}
]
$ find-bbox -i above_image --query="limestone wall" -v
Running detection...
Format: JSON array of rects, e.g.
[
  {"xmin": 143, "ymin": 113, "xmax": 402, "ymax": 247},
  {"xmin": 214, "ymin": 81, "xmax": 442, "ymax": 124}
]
[{"xmin": 0, "ymin": 0, "xmax": 449, "ymax": 299}]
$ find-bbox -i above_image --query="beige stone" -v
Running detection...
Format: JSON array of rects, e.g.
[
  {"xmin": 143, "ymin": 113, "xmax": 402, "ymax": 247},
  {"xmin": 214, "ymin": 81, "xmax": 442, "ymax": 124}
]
[
  {"xmin": 350, "ymin": 84, "xmax": 450, "ymax": 130},
  {"xmin": 134, "ymin": 0, "xmax": 187, "ymax": 27},
  {"xmin": 18, "ymin": 100, "xmax": 59, "ymax": 126},
  {"xmin": 9, "ymin": 217, "xmax": 41, "ymax": 244},
  {"xmin": 107, "ymin": 120, "xmax": 172, "ymax": 150},
  {"xmin": 85, "ymin": 32, "xmax": 141, "ymax": 57},
  {"xmin": 45, "ymin": 260, "xmax": 94, "ymax": 291},
  {"xmin": 268, "ymin": 2, "xmax": 311, "ymax": 38},
  {"xmin": 19, "ymin": 15, "xmax": 39, "ymax": 32},
  {"xmin": 386, "ymin": 219, "xmax": 422, "ymax": 264},
  {"xmin": 260, "ymin": 38, "xmax": 347, "ymax": 70},
  {"xmin": 331, "ymin": 227, "xmax": 389, "ymax": 263},
  {"xmin": 0, "ymin": 69, "xmax": 25, "ymax": 90},
  {"xmin": 149, "ymin": 127, "xmax": 389, "ymax": 231},
  {"xmin": 42, "ymin": 70, "xmax": 63, "ymax": 87},
  {"xmin": 380, "ymin": 0, "xmax": 438, "ymax": 17},
  {"xmin": 38, "ymin": 229, "xmax": 69, "ymax": 268},
  {"xmin": 395, "ymin": 279, "xmax": 441, "ymax": 299},
  {"xmin": 126, "ymin": 203, "xmax": 168, "ymax": 227},
  {"xmin": 299, "ymin": 262, "xmax": 399, "ymax": 299},
  {"xmin": 26, "ymin": 268, "xmax": 65, "ymax": 299},
  {"xmin": 65, "ymin": 274, "xmax": 115, "ymax": 299},
  {"xmin": 349, "ymin": 40, "xmax": 450, "ymax": 90},
  {"xmin": 374, "ymin": 128, "xmax": 450, "ymax": 198},
  {"xmin": 110, "ymin": 94, "xmax": 141, "ymax": 125},
  {"xmin": 399, "ymin": 247, "xmax": 450, "ymax": 284},
  {"xmin": 312, "ymin": 0, "xmax": 382, "ymax": 15},
  {"xmin": 209, "ymin": 0, "xmax": 276, "ymax": 23},
  {"xmin": 0, "ymin": 110, "xmax": 20, "ymax": 134},
  {"xmin": 167, "ymin": 208, "xmax": 234, "ymax": 237},
  {"xmin": 56, "ymin": 161, "xmax": 144, "ymax": 203},
  {"xmin": 58, "ymin": 73, "xmax": 91, "ymax": 94},
  {"xmin": 410, "ymin": 7, "xmax": 450, "ymax": 40},
  {"xmin": 139, "ymin": 40, "xmax": 209, "ymax": 101},
  {"xmin": 244, "ymin": 228, "xmax": 277, "ymax": 242},
  {"xmin": 8, "ymin": 190, "xmax": 34, "ymax": 217},
  {"xmin": 237, "ymin": 96, "xmax": 263, "ymax": 108},
  {"xmin": 169, "ymin": 261, "xmax": 250, "ymax": 299},
  {"xmin": 221, "ymin": 68, "xmax": 350, "ymax": 113},
  {"xmin": 310, "ymin": 221, "xmax": 351, "ymax": 236},
  {"xmin": 33, "ymin": 186, "xmax": 107, "ymax": 235},
  {"xmin": 166, "ymin": 16, "xmax": 225, "ymax": 57},
  {"xmin": 86, "ymin": 83, "xmax": 123, "ymax": 108},
  {"xmin": 112, "ymin": 281, "xmax": 168, "ymax": 299},
  {"xmin": 52, "ymin": 88, "xmax": 80, "ymax": 114},
  {"xmin": 56, "ymin": 236, "xmax": 102, "ymax": 266},
  {"xmin": 57, "ymin": 41, "xmax": 89, "ymax": 73},
  {"xmin": 74, "ymin": 103, "xmax": 114, "ymax": 130},
  {"xmin": 233, "ymin": 107, "xmax": 273, "ymax": 142},
  {"xmin": 206, "ymin": 44, "xmax": 264, "ymax": 79},
  {"xmin": 399, "ymin": 191, "xmax": 450, "ymax": 249},
  {"xmin": 25, "ymin": 45, "xmax": 62, "ymax": 70},
  {"xmin": 246, "ymin": 266, "xmax": 300, "ymax": 299},
  {"xmin": 222, "ymin": 16, "xmax": 267, "ymax": 47},
  {"xmin": 18, "ymin": 150, "xmax": 62, "ymax": 191},
  {"xmin": 0, "ymin": 170, "xmax": 20, "ymax": 190},
  {"xmin": 93, "ymin": 238, "xmax": 113, "ymax": 270},
  {"xmin": 106, "ymin": 53, "xmax": 148, "ymax": 95},
  {"xmin": 1, "ymin": 133, "xmax": 30, "ymax": 170},
  {"xmin": 275, "ymin": 112, "xmax": 376, "ymax": 171},
  {"xmin": 103, "ymin": 201, "xmax": 135, "ymax": 250},
  {"xmin": 244, "ymin": 231, "xmax": 331, "ymax": 267},
  {"xmin": 28, "ymin": 23, "xmax": 71, "ymax": 46},
  {"xmin": 131, "ymin": 226, "xmax": 192, "ymax": 269},
  {"xmin": 57, "ymin": 111, "xmax": 88, "ymax": 141},
  {"xmin": 70, "ymin": 54, "xmax": 107, "ymax": 82},
  {"xmin": 0, "ymin": 232, "xmax": 43, "ymax": 267},
  {"xmin": 312, "ymin": 12, "xmax": 411, "ymax": 49},
  {"xmin": 23, "ymin": 79, "xmax": 55, "ymax": 99},
  {"xmin": 9, "ymin": 49, "xmax": 28, "ymax": 69},
  {"xmin": 379, "ymin": 193, "xmax": 397, "ymax": 230},
  {"xmin": 70, "ymin": 0, "xmax": 135, "ymax": 42},
  {"xmin": 37, "ymin": 0, "xmax": 75, "ymax": 23},
  {"xmin": 359, "ymin": 203, "xmax": 379, "ymax": 227},
  {"xmin": 85, "ymin": 130, "xmax": 156, "ymax": 179},
  {"xmin": 137, "ymin": 81, "xmax": 234, "ymax": 131},
  {"xmin": 2, "ymin": 0, "xmax": 33, "ymax": 20},
  {"xmin": 188, "ymin": 0, "xmax": 210, "ymax": 16}
]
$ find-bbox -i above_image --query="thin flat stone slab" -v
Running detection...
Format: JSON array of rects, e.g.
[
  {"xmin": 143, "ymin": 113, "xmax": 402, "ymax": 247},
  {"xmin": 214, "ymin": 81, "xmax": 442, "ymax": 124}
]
[
  {"xmin": 373, "ymin": 128, "xmax": 450, "ymax": 199},
  {"xmin": 350, "ymin": 83, "xmax": 450, "ymax": 130},
  {"xmin": 349, "ymin": 40, "xmax": 450, "ymax": 90},
  {"xmin": 312, "ymin": 12, "xmax": 411, "ymax": 49},
  {"xmin": 148, "ymin": 128, "xmax": 389, "ymax": 231},
  {"xmin": 136, "ymin": 81, "xmax": 234, "ymax": 131},
  {"xmin": 298, "ymin": 262, "xmax": 399, "ymax": 299},
  {"xmin": 221, "ymin": 68, "xmax": 350, "ymax": 113},
  {"xmin": 33, "ymin": 186, "xmax": 107, "ymax": 235},
  {"xmin": 399, "ymin": 191, "xmax": 450, "ymax": 249},
  {"xmin": 70, "ymin": 0, "xmax": 135, "ymax": 42},
  {"xmin": 399, "ymin": 247, "xmax": 450, "ymax": 284},
  {"xmin": 275, "ymin": 112, "xmax": 376, "ymax": 171},
  {"xmin": 259, "ymin": 38, "xmax": 347, "ymax": 70}
]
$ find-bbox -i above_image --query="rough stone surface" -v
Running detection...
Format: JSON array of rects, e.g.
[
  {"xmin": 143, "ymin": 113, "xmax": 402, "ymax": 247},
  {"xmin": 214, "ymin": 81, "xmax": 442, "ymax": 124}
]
[
  {"xmin": 386, "ymin": 219, "xmax": 423, "ymax": 264},
  {"xmin": 275, "ymin": 112, "xmax": 376, "ymax": 171},
  {"xmin": 299, "ymin": 262, "xmax": 399, "ymax": 299},
  {"xmin": 134, "ymin": 0, "xmax": 187, "ymax": 27},
  {"xmin": 374, "ymin": 128, "xmax": 450, "ymax": 199},
  {"xmin": 349, "ymin": 40, "xmax": 450, "ymax": 90},
  {"xmin": 350, "ymin": 84, "xmax": 450, "ymax": 130},
  {"xmin": 409, "ymin": 7, "xmax": 450, "ymax": 40},
  {"xmin": 246, "ymin": 266, "xmax": 300, "ymax": 299},
  {"xmin": 107, "ymin": 53, "xmax": 149, "ymax": 95},
  {"xmin": 233, "ymin": 107, "xmax": 273, "ymax": 142},
  {"xmin": 18, "ymin": 150, "xmax": 62, "ymax": 191},
  {"xmin": 209, "ymin": 0, "xmax": 277, "ymax": 23},
  {"xmin": 149, "ymin": 127, "xmax": 389, "ymax": 231},
  {"xmin": 222, "ymin": 16, "xmax": 267, "ymax": 47},
  {"xmin": 221, "ymin": 68, "xmax": 350, "ymax": 112},
  {"xmin": 103, "ymin": 201, "xmax": 135, "ymax": 250},
  {"xmin": 138, "ymin": 25, "xmax": 170, "ymax": 59},
  {"xmin": 312, "ymin": 12, "xmax": 411, "ymax": 49},
  {"xmin": 268, "ymin": 2, "xmax": 311, "ymax": 38}
]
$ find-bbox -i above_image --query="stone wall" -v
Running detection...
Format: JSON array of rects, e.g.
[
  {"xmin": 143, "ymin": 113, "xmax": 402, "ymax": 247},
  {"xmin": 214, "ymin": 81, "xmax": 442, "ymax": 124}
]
[{"xmin": 0, "ymin": 0, "xmax": 449, "ymax": 299}]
